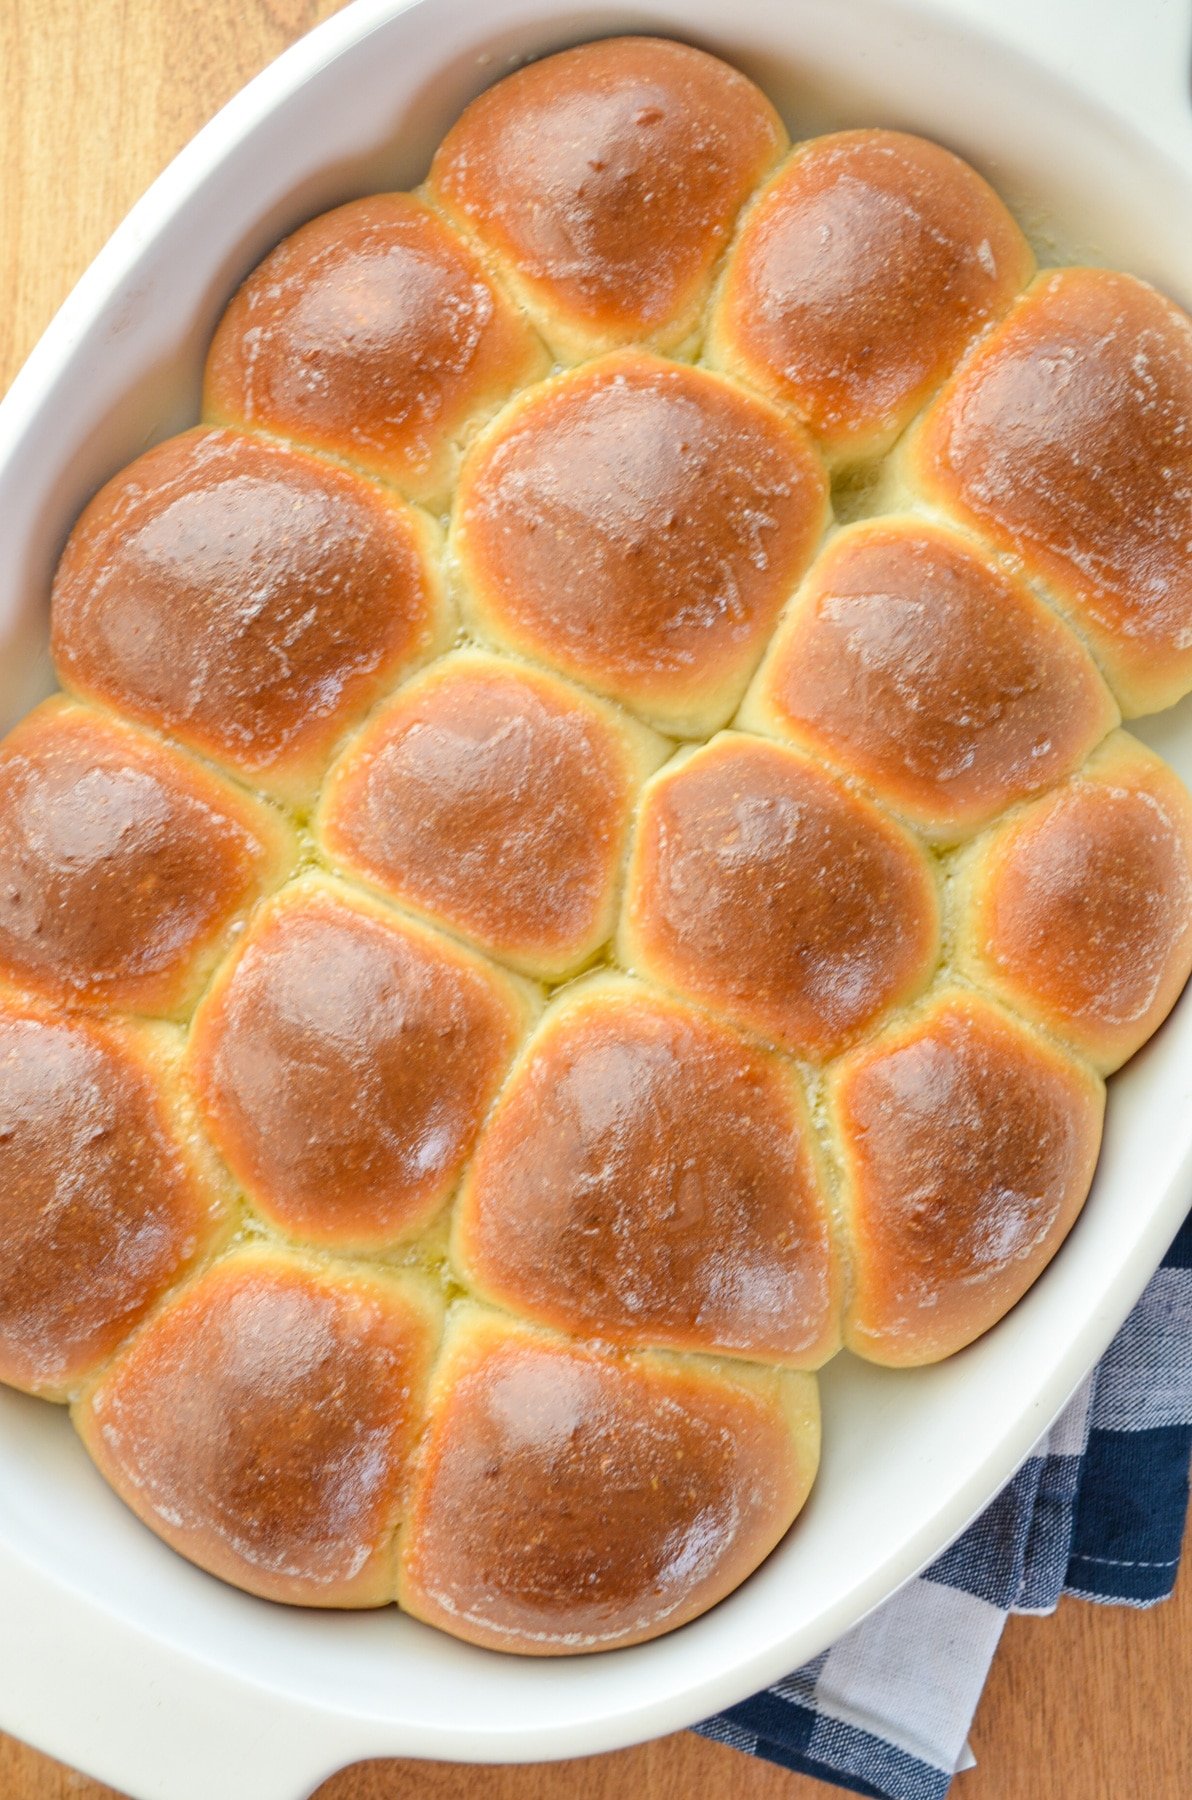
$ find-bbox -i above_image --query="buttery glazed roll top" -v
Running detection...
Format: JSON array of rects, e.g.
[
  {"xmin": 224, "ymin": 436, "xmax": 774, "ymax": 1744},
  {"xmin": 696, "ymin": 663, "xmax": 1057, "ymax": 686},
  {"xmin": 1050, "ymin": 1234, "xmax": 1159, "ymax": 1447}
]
[
  {"xmin": 0, "ymin": 994, "xmax": 229, "ymax": 1399},
  {"xmin": 188, "ymin": 875, "xmax": 533, "ymax": 1251},
  {"xmin": 455, "ymin": 974, "xmax": 840, "ymax": 1366},
  {"xmin": 954, "ymin": 732, "xmax": 1192, "ymax": 1073},
  {"xmin": 455, "ymin": 353, "xmax": 829, "ymax": 735},
  {"xmin": 907, "ymin": 268, "xmax": 1192, "ymax": 715},
  {"xmin": 429, "ymin": 36, "xmax": 786, "ymax": 360},
  {"xmin": 317, "ymin": 651, "xmax": 667, "ymax": 980},
  {"xmin": 397, "ymin": 1307, "xmax": 819, "ymax": 1653},
  {"xmin": 204, "ymin": 193, "xmax": 548, "ymax": 505},
  {"xmin": 621, "ymin": 734, "xmax": 940, "ymax": 1058},
  {"xmin": 50, "ymin": 428, "xmax": 449, "ymax": 801},
  {"xmin": 76, "ymin": 1249, "xmax": 442, "ymax": 1607},
  {"xmin": 739, "ymin": 518, "xmax": 1119, "ymax": 839},
  {"xmin": 0, "ymin": 699, "xmax": 295, "ymax": 1017},
  {"xmin": 829, "ymin": 988, "xmax": 1105, "ymax": 1365},
  {"xmin": 707, "ymin": 129, "xmax": 1033, "ymax": 463}
]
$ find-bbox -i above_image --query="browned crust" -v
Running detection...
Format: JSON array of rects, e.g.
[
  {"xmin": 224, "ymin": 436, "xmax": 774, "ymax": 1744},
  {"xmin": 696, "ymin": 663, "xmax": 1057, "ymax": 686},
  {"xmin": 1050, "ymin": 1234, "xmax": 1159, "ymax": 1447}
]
[
  {"xmin": 708, "ymin": 129, "xmax": 1033, "ymax": 461},
  {"xmin": 397, "ymin": 1311, "xmax": 818, "ymax": 1652},
  {"xmin": 75, "ymin": 1250, "xmax": 442, "ymax": 1608},
  {"xmin": 455, "ymin": 976, "xmax": 840, "ymax": 1364},
  {"xmin": 621, "ymin": 735, "xmax": 940, "ymax": 1058},
  {"xmin": 909, "ymin": 268, "xmax": 1192, "ymax": 715},
  {"xmin": 430, "ymin": 36, "xmax": 786, "ymax": 358},
  {"xmin": 0, "ymin": 699, "xmax": 295, "ymax": 1017},
  {"xmin": 830, "ymin": 990, "xmax": 1105, "ymax": 1365},
  {"xmin": 204, "ymin": 193, "xmax": 547, "ymax": 503}
]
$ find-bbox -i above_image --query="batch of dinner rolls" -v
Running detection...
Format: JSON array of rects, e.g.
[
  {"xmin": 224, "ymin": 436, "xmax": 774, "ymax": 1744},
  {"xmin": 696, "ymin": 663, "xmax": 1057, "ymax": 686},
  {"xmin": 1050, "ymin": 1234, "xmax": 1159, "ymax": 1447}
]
[{"xmin": 4, "ymin": 35, "xmax": 1192, "ymax": 1654}]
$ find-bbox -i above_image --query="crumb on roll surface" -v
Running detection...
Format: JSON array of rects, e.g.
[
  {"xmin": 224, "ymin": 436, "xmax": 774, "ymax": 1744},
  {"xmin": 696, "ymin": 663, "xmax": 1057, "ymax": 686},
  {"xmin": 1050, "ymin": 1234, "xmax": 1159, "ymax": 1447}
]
[
  {"xmin": 397, "ymin": 1307, "xmax": 819, "ymax": 1653},
  {"xmin": 75, "ymin": 1248, "xmax": 443, "ymax": 1608},
  {"xmin": 429, "ymin": 36, "xmax": 787, "ymax": 361},
  {"xmin": 455, "ymin": 972, "xmax": 840, "ymax": 1365}
]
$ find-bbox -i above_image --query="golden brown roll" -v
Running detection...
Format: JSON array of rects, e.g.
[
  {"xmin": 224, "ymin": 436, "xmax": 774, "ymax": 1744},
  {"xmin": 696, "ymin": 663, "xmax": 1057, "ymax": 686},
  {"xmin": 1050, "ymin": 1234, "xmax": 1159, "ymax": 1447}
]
[
  {"xmin": 188, "ymin": 874, "xmax": 534, "ymax": 1251},
  {"xmin": 0, "ymin": 990, "xmax": 231, "ymax": 1401},
  {"xmin": 75, "ymin": 1248, "xmax": 442, "ymax": 1606},
  {"xmin": 50, "ymin": 428, "xmax": 450, "ymax": 803},
  {"xmin": 620, "ymin": 734, "xmax": 940, "ymax": 1058},
  {"xmin": 0, "ymin": 699, "xmax": 295, "ymax": 1018},
  {"xmin": 317, "ymin": 651, "xmax": 667, "ymax": 979},
  {"xmin": 428, "ymin": 36, "xmax": 786, "ymax": 361},
  {"xmin": 454, "ymin": 353, "xmax": 829, "ymax": 735},
  {"xmin": 204, "ymin": 193, "xmax": 547, "ymax": 506},
  {"xmin": 953, "ymin": 732, "xmax": 1192, "ymax": 1073},
  {"xmin": 396, "ymin": 1307, "xmax": 819, "ymax": 1653},
  {"xmin": 828, "ymin": 988, "xmax": 1105, "ymax": 1365},
  {"xmin": 454, "ymin": 973, "xmax": 840, "ymax": 1365},
  {"xmin": 906, "ymin": 268, "xmax": 1192, "ymax": 715},
  {"xmin": 738, "ymin": 518, "xmax": 1119, "ymax": 839},
  {"xmin": 706, "ymin": 130, "xmax": 1033, "ymax": 464}
]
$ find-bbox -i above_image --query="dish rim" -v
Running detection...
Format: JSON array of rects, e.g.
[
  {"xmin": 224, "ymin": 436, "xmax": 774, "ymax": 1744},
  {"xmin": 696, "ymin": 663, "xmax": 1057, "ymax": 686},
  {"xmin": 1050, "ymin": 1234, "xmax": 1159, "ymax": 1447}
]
[{"xmin": 1, "ymin": 0, "xmax": 1192, "ymax": 1791}]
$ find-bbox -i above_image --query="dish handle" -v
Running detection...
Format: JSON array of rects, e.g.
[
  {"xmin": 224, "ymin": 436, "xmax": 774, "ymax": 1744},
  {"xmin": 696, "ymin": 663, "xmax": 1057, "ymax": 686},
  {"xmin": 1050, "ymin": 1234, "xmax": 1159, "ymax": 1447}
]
[
  {"xmin": 935, "ymin": 0, "xmax": 1192, "ymax": 160},
  {"xmin": 0, "ymin": 1550, "xmax": 370, "ymax": 1800}
]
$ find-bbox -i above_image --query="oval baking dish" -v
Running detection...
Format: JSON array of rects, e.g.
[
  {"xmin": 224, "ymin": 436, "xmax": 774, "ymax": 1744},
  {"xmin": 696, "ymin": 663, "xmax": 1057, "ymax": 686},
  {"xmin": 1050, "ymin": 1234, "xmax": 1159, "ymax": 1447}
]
[{"xmin": 1, "ymin": 1, "xmax": 1191, "ymax": 1796}]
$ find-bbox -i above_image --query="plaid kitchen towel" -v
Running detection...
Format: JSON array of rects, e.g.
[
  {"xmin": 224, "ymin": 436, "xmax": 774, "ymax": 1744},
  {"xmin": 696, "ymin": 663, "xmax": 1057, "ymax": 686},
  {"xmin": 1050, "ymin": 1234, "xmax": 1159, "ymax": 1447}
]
[{"xmin": 696, "ymin": 1206, "xmax": 1192, "ymax": 1799}]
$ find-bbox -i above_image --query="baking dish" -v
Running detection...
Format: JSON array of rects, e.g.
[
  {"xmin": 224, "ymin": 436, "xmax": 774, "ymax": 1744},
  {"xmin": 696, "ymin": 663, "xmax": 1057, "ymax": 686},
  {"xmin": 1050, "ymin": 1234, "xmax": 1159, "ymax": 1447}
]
[{"xmin": 1, "ymin": 0, "xmax": 1191, "ymax": 1794}]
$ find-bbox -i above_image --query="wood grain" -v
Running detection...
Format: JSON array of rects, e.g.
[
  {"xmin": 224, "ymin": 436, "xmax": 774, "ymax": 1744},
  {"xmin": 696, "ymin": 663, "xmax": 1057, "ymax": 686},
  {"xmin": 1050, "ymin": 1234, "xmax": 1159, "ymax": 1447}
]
[{"xmin": 1, "ymin": 3, "xmax": 1191, "ymax": 1796}]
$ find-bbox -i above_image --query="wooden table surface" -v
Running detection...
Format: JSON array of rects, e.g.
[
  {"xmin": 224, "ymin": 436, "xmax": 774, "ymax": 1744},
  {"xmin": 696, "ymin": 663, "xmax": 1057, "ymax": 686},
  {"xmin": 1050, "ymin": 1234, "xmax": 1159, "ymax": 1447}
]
[{"xmin": 2, "ymin": 2, "xmax": 1191, "ymax": 1796}]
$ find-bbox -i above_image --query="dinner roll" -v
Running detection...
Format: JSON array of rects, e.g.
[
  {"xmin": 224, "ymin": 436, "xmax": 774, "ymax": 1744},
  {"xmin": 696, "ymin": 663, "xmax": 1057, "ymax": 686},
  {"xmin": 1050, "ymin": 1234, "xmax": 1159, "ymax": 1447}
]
[
  {"xmin": 0, "ymin": 699, "xmax": 295, "ymax": 1017},
  {"xmin": 454, "ymin": 973, "xmax": 840, "ymax": 1365},
  {"xmin": 828, "ymin": 988, "xmax": 1105, "ymax": 1365},
  {"xmin": 454, "ymin": 353, "xmax": 828, "ymax": 735},
  {"xmin": 204, "ymin": 193, "xmax": 547, "ymax": 507},
  {"xmin": 428, "ymin": 36, "xmax": 786, "ymax": 361},
  {"xmin": 706, "ymin": 129, "xmax": 1032, "ymax": 464},
  {"xmin": 396, "ymin": 1307, "xmax": 819, "ymax": 1653},
  {"xmin": 317, "ymin": 651, "xmax": 667, "ymax": 980},
  {"xmin": 906, "ymin": 268, "xmax": 1192, "ymax": 715},
  {"xmin": 738, "ymin": 518, "xmax": 1119, "ymax": 840},
  {"xmin": 188, "ymin": 874, "xmax": 534, "ymax": 1252},
  {"xmin": 953, "ymin": 732, "xmax": 1192, "ymax": 1072},
  {"xmin": 620, "ymin": 734, "xmax": 940, "ymax": 1058},
  {"xmin": 51, "ymin": 428, "xmax": 450, "ymax": 803},
  {"xmin": 75, "ymin": 1248, "xmax": 442, "ymax": 1607},
  {"xmin": 0, "ymin": 992, "xmax": 230, "ymax": 1400}
]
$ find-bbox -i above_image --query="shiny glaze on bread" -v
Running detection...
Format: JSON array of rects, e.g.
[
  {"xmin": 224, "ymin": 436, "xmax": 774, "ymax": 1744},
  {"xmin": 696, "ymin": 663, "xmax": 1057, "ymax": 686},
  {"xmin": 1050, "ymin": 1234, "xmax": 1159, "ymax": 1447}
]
[{"xmin": 3, "ymin": 35, "xmax": 1192, "ymax": 1654}]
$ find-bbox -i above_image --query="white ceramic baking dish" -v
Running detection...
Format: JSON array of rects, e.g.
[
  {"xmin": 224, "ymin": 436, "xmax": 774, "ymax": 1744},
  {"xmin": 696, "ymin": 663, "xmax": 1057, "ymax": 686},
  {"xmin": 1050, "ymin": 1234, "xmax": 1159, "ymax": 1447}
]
[{"xmin": 2, "ymin": 1, "xmax": 1191, "ymax": 1795}]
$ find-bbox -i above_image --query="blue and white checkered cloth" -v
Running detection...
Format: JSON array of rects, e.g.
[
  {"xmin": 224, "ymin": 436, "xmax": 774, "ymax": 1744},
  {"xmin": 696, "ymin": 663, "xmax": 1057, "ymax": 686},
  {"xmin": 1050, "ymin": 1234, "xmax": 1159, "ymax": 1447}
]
[{"xmin": 697, "ymin": 1206, "xmax": 1192, "ymax": 1799}]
